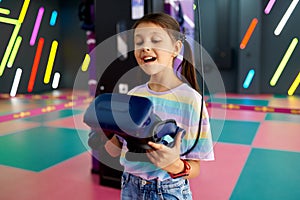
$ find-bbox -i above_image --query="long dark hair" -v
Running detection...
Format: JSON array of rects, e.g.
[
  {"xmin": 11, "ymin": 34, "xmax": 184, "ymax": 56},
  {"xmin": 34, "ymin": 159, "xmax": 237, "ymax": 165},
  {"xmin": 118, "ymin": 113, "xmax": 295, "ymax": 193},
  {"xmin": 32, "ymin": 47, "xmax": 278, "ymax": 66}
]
[{"xmin": 132, "ymin": 12, "xmax": 200, "ymax": 93}]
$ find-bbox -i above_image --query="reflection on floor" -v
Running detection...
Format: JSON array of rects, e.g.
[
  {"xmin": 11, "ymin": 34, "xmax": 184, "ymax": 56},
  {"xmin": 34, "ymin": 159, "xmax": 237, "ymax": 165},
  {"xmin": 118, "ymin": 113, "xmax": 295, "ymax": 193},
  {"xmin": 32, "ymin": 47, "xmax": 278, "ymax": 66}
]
[{"xmin": 0, "ymin": 90, "xmax": 300, "ymax": 200}]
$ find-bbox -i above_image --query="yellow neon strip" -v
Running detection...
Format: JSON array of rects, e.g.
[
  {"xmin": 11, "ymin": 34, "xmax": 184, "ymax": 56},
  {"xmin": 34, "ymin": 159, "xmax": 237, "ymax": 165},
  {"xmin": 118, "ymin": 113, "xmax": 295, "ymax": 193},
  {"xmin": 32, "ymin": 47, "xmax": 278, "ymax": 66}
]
[
  {"xmin": 7, "ymin": 36, "xmax": 22, "ymax": 68},
  {"xmin": 0, "ymin": 23, "xmax": 21, "ymax": 76},
  {"xmin": 81, "ymin": 54, "xmax": 90, "ymax": 72},
  {"xmin": 44, "ymin": 40, "xmax": 58, "ymax": 84},
  {"xmin": 0, "ymin": 16, "xmax": 19, "ymax": 25},
  {"xmin": 0, "ymin": 8, "xmax": 11, "ymax": 15},
  {"xmin": 288, "ymin": 72, "xmax": 300, "ymax": 96},
  {"xmin": 270, "ymin": 38, "xmax": 298, "ymax": 86},
  {"xmin": 18, "ymin": 0, "xmax": 30, "ymax": 23}
]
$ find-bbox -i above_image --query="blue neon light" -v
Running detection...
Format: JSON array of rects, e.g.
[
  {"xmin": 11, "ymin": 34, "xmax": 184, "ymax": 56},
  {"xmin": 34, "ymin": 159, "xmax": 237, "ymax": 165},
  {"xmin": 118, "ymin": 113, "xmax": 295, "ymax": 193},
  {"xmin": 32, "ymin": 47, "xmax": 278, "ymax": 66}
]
[
  {"xmin": 49, "ymin": 10, "xmax": 58, "ymax": 26},
  {"xmin": 243, "ymin": 69, "xmax": 255, "ymax": 89}
]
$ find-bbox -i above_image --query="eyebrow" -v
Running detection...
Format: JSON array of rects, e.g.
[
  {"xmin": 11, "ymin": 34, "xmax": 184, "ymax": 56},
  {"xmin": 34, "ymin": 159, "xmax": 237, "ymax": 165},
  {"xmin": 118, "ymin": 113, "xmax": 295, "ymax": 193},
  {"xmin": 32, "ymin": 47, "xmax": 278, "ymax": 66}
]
[{"xmin": 134, "ymin": 31, "xmax": 165, "ymax": 37}]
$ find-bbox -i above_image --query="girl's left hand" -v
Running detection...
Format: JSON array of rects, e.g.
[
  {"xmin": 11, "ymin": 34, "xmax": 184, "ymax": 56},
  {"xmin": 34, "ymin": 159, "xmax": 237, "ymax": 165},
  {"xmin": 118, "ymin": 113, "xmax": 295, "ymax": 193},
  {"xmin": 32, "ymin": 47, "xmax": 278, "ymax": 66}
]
[{"xmin": 146, "ymin": 131, "xmax": 183, "ymax": 171}]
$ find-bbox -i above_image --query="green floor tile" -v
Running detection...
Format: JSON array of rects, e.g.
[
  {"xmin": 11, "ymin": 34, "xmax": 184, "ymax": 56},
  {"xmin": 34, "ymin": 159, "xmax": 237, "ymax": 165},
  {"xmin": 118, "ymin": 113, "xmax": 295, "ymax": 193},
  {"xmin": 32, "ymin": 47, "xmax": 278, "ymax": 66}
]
[
  {"xmin": 208, "ymin": 98, "xmax": 269, "ymax": 106},
  {"xmin": 0, "ymin": 126, "xmax": 89, "ymax": 172},
  {"xmin": 265, "ymin": 113, "xmax": 300, "ymax": 123},
  {"xmin": 24, "ymin": 109, "xmax": 82, "ymax": 122},
  {"xmin": 211, "ymin": 119, "xmax": 260, "ymax": 145},
  {"xmin": 231, "ymin": 148, "xmax": 300, "ymax": 200}
]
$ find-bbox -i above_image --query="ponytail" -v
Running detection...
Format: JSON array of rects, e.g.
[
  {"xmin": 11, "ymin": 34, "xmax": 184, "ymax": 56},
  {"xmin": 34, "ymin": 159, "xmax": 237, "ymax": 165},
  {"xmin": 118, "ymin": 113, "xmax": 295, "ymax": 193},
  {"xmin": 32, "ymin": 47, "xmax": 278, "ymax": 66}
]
[{"xmin": 179, "ymin": 39, "xmax": 200, "ymax": 93}]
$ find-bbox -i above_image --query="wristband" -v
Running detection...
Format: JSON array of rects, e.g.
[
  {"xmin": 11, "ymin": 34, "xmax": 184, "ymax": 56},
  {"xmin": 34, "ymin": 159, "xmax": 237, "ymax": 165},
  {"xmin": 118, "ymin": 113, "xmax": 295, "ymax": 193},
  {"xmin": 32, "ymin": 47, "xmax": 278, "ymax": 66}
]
[{"xmin": 168, "ymin": 159, "xmax": 191, "ymax": 179}]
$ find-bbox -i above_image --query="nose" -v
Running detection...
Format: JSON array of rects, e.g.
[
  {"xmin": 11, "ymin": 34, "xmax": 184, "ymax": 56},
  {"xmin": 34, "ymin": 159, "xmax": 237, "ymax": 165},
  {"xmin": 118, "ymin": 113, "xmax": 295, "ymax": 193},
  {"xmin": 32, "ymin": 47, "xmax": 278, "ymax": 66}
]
[{"xmin": 141, "ymin": 46, "xmax": 151, "ymax": 52}]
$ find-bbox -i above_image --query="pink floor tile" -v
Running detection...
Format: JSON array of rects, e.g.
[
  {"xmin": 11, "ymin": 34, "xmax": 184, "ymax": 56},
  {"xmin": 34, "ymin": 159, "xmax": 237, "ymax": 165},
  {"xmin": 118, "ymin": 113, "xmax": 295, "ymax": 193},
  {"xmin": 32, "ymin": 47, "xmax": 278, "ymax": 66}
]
[
  {"xmin": 0, "ymin": 152, "xmax": 120, "ymax": 200},
  {"xmin": 252, "ymin": 121, "xmax": 300, "ymax": 152},
  {"xmin": 208, "ymin": 108, "xmax": 266, "ymax": 122},
  {"xmin": 44, "ymin": 113, "xmax": 90, "ymax": 131},
  {"xmin": 190, "ymin": 142, "xmax": 251, "ymax": 200},
  {"xmin": 0, "ymin": 120, "xmax": 41, "ymax": 136},
  {"xmin": 268, "ymin": 97, "xmax": 300, "ymax": 109}
]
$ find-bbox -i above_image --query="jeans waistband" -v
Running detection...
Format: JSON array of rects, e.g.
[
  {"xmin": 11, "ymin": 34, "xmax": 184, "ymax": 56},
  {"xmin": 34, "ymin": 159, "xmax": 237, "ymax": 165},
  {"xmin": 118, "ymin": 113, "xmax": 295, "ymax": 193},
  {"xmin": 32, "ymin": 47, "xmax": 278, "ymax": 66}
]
[{"xmin": 123, "ymin": 172, "xmax": 187, "ymax": 190}]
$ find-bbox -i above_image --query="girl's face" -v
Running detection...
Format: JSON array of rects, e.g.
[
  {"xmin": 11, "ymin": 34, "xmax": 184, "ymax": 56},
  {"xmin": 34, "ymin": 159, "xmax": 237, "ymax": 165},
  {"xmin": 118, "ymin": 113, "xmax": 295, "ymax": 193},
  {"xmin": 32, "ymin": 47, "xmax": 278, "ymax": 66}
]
[{"xmin": 134, "ymin": 22, "xmax": 181, "ymax": 76}]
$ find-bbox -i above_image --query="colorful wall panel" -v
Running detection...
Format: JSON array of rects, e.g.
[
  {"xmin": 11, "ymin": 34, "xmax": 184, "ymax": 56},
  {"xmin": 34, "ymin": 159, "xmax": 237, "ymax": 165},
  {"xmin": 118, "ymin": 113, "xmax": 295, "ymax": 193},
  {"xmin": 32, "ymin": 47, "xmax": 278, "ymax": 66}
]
[{"xmin": 0, "ymin": 0, "xmax": 86, "ymax": 96}]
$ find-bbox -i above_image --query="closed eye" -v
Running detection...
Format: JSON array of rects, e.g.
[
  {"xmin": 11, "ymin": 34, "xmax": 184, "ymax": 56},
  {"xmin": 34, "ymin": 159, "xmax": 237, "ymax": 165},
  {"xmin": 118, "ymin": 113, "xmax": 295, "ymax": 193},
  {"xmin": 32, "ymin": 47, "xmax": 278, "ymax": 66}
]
[{"xmin": 152, "ymin": 39, "xmax": 161, "ymax": 44}]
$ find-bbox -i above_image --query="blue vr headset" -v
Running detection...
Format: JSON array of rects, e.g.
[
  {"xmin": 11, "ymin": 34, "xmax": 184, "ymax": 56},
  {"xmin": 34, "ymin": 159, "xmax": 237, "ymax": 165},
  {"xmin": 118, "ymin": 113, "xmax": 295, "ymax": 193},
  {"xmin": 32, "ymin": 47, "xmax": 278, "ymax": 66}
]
[{"xmin": 83, "ymin": 93, "xmax": 185, "ymax": 161}]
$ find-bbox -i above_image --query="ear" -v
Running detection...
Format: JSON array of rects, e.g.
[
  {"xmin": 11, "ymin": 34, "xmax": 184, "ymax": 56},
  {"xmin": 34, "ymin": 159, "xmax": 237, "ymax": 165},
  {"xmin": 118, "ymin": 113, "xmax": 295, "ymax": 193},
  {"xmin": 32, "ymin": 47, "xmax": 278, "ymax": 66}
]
[{"xmin": 173, "ymin": 40, "xmax": 183, "ymax": 57}]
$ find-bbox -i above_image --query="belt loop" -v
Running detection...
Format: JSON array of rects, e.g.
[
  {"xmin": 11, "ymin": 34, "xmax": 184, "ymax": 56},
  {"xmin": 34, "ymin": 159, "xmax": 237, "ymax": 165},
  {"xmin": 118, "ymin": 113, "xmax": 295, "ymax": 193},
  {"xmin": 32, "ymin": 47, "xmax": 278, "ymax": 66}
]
[{"xmin": 156, "ymin": 179, "xmax": 162, "ymax": 195}]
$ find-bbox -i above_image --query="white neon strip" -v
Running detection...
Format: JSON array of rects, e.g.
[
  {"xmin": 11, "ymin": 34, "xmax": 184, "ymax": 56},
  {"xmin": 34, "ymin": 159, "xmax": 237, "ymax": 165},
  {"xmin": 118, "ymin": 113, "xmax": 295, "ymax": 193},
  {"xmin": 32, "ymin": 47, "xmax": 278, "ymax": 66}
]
[
  {"xmin": 52, "ymin": 72, "xmax": 60, "ymax": 89},
  {"xmin": 288, "ymin": 72, "xmax": 300, "ymax": 96},
  {"xmin": 274, "ymin": 0, "xmax": 299, "ymax": 36},
  {"xmin": 183, "ymin": 15, "xmax": 195, "ymax": 28},
  {"xmin": 10, "ymin": 68, "xmax": 23, "ymax": 97},
  {"xmin": 117, "ymin": 35, "xmax": 128, "ymax": 59}
]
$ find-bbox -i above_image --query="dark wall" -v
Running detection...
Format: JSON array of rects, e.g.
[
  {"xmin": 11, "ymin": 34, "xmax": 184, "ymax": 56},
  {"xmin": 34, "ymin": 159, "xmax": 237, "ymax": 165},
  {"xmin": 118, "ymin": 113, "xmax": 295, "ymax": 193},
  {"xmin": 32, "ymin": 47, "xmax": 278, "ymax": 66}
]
[
  {"xmin": 1, "ymin": 0, "xmax": 299, "ymax": 95},
  {"xmin": 260, "ymin": 0, "xmax": 300, "ymax": 94},
  {"xmin": 199, "ymin": 0, "xmax": 239, "ymax": 93},
  {"xmin": 0, "ymin": 0, "xmax": 86, "ymax": 94},
  {"xmin": 200, "ymin": 0, "xmax": 300, "ymax": 95}
]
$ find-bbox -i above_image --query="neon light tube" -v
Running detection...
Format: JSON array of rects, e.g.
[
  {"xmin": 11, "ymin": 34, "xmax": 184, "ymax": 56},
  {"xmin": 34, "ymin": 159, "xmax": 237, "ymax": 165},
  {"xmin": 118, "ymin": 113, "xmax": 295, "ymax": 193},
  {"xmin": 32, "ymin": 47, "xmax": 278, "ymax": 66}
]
[
  {"xmin": 0, "ymin": 17, "xmax": 18, "ymax": 24},
  {"xmin": 81, "ymin": 54, "xmax": 90, "ymax": 72},
  {"xmin": 50, "ymin": 10, "xmax": 58, "ymax": 26},
  {"xmin": 10, "ymin": 68, "xmax": 23, "ymax": 97},
  {"xmin": 18, "ymin": 0, "xmax": 30, "ymax": 23},
  {"xmin": 243, "ymin": 69, "xmax": 255, "ymax": 89},
  {"xmin": 52, "ymin": 72, "xmax": 60, "ymax": 89},
  {"xmin": 270, "ymin": 38, "xmax": 298, "ymax": 86},
  {"xmin": 0, "ymin": 23, "xmax": 21, "ymax": 76},
  {"xmin": 30, "ymin": 7, "xmax": 44, "ymax": 46},
  {"xmin": 288, "ymin": 72, "xmax": 300, "ymax": 96},
  {"xmin": 0, "ymin": 8, "xmax": 11, "ymax": 15},
  {"xmin": 7, "ymin": 36, "xmax": 22, "ymax": 68},
  {"xmin": 264, "ymin": 0, "xmax": 276, "ymax": 15},
  {"xmin": 274, "ymin": 0, "xmax": 299, "ymax": 36},
  {"xmin": 44, "ymin": 40, "xmax": 58, "ymax": 84},
  {"xmin": 240, "ymin": 18, "xmax": 258, "ymax": 49},
  {"xmin": 28, "ymin": 38, "xmax": 44, "ymax": 92}
]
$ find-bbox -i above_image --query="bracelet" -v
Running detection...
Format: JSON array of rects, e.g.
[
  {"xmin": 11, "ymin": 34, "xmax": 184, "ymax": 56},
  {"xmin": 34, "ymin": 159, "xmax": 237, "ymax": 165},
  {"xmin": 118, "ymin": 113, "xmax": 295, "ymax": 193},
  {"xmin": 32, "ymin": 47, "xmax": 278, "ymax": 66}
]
[{"xmin": 168, "ymin": 159, "xmax": 191, "ymax": 179}]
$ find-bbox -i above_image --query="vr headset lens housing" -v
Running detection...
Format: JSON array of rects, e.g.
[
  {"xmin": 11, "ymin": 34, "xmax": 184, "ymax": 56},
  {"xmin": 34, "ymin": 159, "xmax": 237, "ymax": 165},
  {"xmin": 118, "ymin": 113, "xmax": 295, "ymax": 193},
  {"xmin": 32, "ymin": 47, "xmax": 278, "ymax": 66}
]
[{"xmin": 84, "ymin": 93, "xmax": 185, "ymax": 161}]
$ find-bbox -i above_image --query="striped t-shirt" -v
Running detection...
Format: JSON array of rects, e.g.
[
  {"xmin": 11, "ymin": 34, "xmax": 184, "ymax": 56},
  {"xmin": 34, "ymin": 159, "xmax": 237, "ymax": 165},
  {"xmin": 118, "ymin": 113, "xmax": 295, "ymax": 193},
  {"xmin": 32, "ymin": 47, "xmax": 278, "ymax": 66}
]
[{"xmin": 119, "ymin": 82, "xmax": 214, "ymax": 181}]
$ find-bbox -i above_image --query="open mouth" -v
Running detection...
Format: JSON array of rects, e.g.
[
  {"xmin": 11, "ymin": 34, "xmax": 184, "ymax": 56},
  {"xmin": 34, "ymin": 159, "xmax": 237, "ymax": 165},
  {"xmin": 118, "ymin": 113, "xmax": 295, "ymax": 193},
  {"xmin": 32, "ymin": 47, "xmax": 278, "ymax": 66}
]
[{"xmin": 143, "ymin": 56, "xmax": 157, "ymax": 63}]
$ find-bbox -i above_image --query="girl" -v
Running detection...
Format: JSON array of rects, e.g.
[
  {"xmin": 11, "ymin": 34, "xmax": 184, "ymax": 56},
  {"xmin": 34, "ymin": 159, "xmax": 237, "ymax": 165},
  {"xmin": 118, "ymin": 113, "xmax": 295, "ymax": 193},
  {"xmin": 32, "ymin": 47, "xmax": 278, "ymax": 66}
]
[{"xmin": 105, "ymin": 12, "xmax": 214, "ymax": 200}]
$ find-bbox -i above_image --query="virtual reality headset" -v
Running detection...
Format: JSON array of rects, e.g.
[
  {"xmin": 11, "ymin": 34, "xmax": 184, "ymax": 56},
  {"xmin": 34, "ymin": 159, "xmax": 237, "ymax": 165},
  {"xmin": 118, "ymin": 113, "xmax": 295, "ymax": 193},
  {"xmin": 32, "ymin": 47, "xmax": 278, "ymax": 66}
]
[{"xmin": 83, "ymin": 93, "xmax": 185, "ymax": 161}]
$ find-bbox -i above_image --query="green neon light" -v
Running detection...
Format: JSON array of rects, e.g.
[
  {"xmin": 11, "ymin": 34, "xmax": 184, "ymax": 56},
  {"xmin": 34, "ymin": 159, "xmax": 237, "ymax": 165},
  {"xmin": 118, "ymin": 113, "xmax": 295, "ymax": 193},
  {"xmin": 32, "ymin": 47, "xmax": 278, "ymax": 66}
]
[
  {"xmin": 7, "ymin": 36, "xmax": 22, "ymax": 68},
  {"xmin": 0, "ymin": 16, "xmax": 18, "ymax": 24},
  {"xmin": 0, "ymin": 23, "xmax": 21, "ymax": 76},
  {"xmin": 270, "ymin": 38, "xmax": 298, "ymax": 86},
  {"xmin": 0, "ymin": 8, "xmax": 11, "ymax": 15}
]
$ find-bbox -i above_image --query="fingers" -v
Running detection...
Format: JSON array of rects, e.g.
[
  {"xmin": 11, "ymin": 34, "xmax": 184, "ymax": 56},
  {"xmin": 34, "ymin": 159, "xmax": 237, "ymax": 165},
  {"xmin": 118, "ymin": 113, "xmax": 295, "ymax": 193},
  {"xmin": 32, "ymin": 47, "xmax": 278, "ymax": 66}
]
[
  {"xmin": 148, "ymin": 141, "xmax": 164, "ymax": 150},
  {"xmin": 174, "ymin": 131, "xmax": 183, "ymax": 147}
]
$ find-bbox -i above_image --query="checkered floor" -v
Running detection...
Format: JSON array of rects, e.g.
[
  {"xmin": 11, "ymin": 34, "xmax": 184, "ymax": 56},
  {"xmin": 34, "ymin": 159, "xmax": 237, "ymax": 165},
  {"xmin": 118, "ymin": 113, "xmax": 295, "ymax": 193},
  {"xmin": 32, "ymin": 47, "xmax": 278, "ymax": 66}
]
[{"xmin": 0, "ymin": 90, "xmax": 300, "ymax": 200}]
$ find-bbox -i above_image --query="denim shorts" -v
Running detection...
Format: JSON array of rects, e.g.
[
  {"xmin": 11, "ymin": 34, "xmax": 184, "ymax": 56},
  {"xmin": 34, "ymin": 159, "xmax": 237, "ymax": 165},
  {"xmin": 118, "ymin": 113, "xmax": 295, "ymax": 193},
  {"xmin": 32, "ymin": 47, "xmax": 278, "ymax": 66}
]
[{"xmin": 121, "ymin": 172, "xmax": 193, "ymax": 200}]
